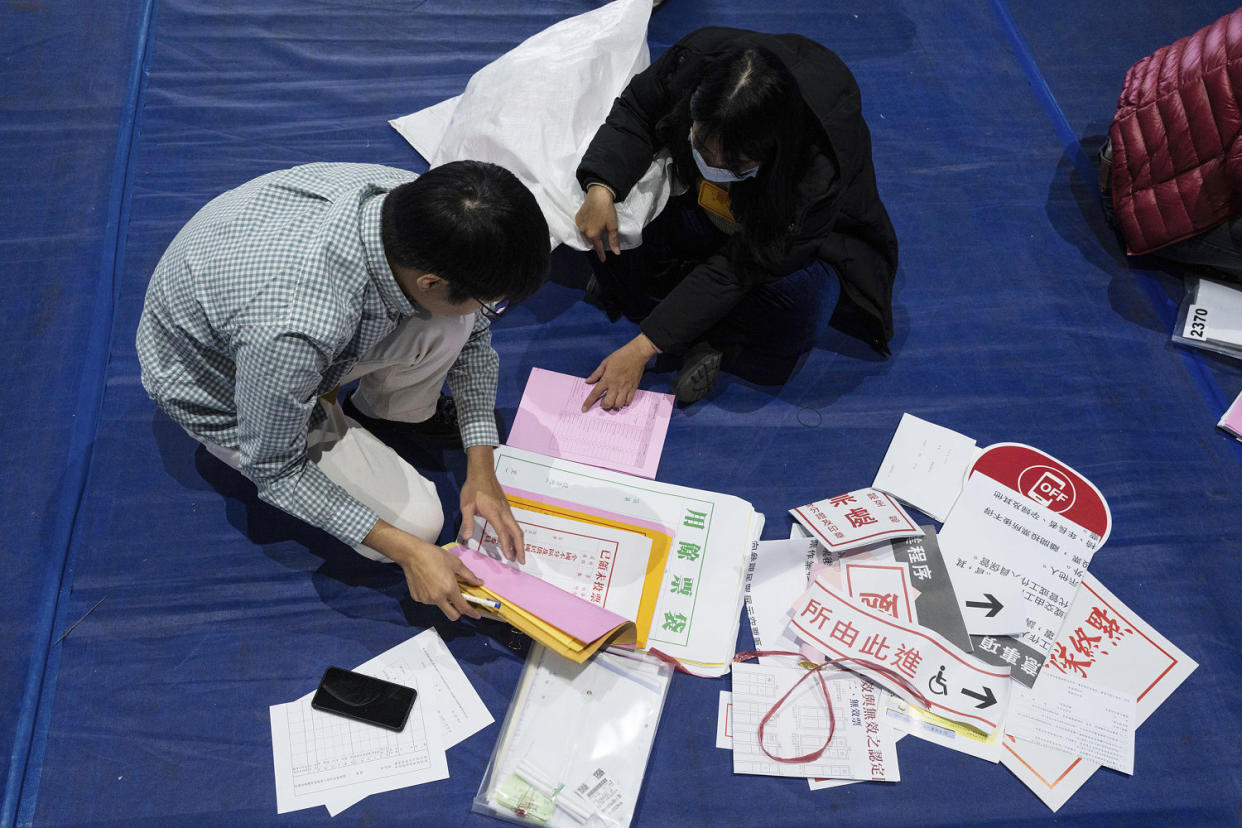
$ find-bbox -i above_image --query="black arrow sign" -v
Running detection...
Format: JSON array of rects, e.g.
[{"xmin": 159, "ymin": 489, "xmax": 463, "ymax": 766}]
[
  {"xmin": 960, "ymin": 685, "xmax": 997, "ymax": 709},
  {"xmin": 965, "ymin": 593, "xmax": 1004, "ymax": 618}
]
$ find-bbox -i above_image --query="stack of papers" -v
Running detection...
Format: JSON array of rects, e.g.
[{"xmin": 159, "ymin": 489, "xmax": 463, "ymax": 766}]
[
  {"xmin": 731, "ymin": 413, "xmax": 1197, "ymax": 810},
  {"xmin": 465, "ymin": 493, "xmax": 672, "ymax": 649},
  {"xmin": 486, "ymin": 445, "xmax": 762, "ymax": 676},
  {"xmin": 269, "ymin": 630, "xmax": 492, "ymax": 815}
]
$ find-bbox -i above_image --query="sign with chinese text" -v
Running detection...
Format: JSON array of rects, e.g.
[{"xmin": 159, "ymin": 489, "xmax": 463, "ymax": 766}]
[
  {"xmin": 941, "ymin": 443, "xmax": 1109, "ymax": 687},
  {"xmin": 790, "ymin": 488, "xmax": 923, "ymax": 553},
  {"xmin": 1001, "ymin": 574, "xmax": 1197, "ymax": 811},
  {"xmin": 790, "ymin": 580, "xmax": 1011, "ymax": 733}
]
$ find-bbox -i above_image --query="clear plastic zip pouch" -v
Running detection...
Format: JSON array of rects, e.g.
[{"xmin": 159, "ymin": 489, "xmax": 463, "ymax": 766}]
[
  {"xmin": 1172, "ymin": 276, "xmax": 1242, "ymax": 361},
  {"xmin": 473, "ymin": 645, "xmax": 673, "ymax": 827}
]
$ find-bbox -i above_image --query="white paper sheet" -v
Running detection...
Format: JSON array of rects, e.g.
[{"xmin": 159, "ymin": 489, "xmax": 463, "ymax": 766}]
[
  {"xmin": 1001, "ymin": 574, "xmax": 1197, "ymax": 811},
  {"xmin": 1005, "ymin": 672, "xmax": 1135, "ymax": 775},
  {"xmin": 730, "ymin": 663, "xmax": 899, "ymax": 781},
  {"xmin": 379, "ymin": 629, "xmax": 493, "ymax": 749},
  {"xmin": 948, "ymin": 569, "xmax": 1025, "ymax": 636},
  {"xmin": 744, "ymin": 537, "xmax": 833, "ymax": 663},
  {"xmin": 872, "ymin": 413, "xmax": 977, "ymax": 521},
  {"xmin": 808, "ymin": 687, "xmax": 904, "ymax": 791},
  {"xmin": 389, "ymin": 0, "xmax": 671, "ymax": 251}
]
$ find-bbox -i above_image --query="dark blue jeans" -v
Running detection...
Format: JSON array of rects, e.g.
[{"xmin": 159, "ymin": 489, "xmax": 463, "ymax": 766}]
[{"xmin": 588, "ymin": 195, "xmax": 839, "ymax": 385}]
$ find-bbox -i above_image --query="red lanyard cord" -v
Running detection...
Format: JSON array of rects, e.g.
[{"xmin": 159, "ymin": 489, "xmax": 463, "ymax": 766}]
[
  {"xmin": 732, "ymin": 650, "xmax": 838, "ymax": 764},
  {"xmin": 732, "ymin": 650, "xmax": 932, "ymax": 765}
]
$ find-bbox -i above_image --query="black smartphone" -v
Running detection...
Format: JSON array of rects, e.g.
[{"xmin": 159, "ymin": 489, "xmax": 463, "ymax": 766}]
[{"xmin": 311, "ymin": 666, "xmax": 417, "ymax": 731}]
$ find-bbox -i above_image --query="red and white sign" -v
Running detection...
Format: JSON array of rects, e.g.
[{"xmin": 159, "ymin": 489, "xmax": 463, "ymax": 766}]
[
  {"xmin": 790, "ymin": 488, "xmax": 923, "ymax": 553},
  {"xmin": 969, "ymin": 443, "xmax": 1111, "ymax": 545},
  {"xmin": 790, "ymin": 580, "xmax": 1011, "ymax": 732}
]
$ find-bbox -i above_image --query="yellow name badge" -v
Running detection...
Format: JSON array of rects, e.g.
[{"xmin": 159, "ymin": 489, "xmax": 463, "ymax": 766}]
[{"xmin": 697, "ymin": 179, "xmax": 736, "ymax": 223}]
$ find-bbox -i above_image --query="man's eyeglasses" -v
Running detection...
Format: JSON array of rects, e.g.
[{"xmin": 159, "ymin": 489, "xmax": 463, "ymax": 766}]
[{"xmin": 477, "ymin": 298, "xmax": 509, "ymax": 320}]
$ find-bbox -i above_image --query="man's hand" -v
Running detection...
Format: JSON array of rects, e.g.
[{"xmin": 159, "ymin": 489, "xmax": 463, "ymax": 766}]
[
  {"xmin": 575, "ymin": 183, "xmax": 620, "ymax": 262},
  {"xmin": 582, "ymin": 333, "xmax": 660, "ymax": 412},
  {"xmin": 459, "ymin": 445, "xmax": 525, "ymax": 564},
  {"xmin": 364, "ymin": 519, "xmax": 483, "ymax": 622}
]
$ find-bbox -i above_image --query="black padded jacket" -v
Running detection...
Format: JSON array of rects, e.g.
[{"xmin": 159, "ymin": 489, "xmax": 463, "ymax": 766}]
[{"xmin": 577, "ymin": 26, "xmax": 899, "ymax": 354}]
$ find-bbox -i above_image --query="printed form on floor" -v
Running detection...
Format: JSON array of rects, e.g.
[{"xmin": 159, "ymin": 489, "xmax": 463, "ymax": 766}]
[
  {"xmin": 269, "ymin": 629, "xmax": 492, "ymax": 815},
  {"xmin": 730, "ymin": 662, "xmax": 900, "ymax": 782}
]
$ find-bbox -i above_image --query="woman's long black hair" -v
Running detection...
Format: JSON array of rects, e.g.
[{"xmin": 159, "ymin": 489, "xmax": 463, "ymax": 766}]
[{"xmin": 663, "ymin": 45, "xmax": 815, "ymax": 275}]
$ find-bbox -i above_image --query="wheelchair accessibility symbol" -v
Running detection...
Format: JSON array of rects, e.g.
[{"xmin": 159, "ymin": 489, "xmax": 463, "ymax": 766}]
[{"xmin": 928, "ymin": 665, "xmax": 949, "ymax": 696}]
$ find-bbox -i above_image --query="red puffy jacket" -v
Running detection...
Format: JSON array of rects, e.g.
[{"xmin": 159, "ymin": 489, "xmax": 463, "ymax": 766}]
[{"xmin": 1109, "ymin": 9, "xmax": 1242, "ymax": 255}]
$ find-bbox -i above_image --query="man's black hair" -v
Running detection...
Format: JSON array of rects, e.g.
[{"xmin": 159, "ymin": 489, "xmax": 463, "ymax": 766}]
[{"xmin": 381, "ymin": 160, "xmax": 550, "ymax": 305}]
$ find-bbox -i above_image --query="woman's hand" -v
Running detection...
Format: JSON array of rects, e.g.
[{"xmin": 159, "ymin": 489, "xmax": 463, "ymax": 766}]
[
  {"xmin": 575, "ymin": 183, "xmax": 621, "ymax": 262},
  {"xmin": 582, "ymin": 333, "xmax": 660, "ymax": 412}
]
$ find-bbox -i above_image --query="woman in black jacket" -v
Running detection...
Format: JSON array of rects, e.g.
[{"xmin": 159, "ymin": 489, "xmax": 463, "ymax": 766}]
[{"xmin": 575, "ymin": 27, "xmax": 898, "ymax": 410}]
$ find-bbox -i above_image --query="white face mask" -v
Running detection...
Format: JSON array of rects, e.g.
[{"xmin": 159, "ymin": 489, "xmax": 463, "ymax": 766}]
[{"xmin": 689, "ymin": 129, "xmax": 759, "ymax": 183}]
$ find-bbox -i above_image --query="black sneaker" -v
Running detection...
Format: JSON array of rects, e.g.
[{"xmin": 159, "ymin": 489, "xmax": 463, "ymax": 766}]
[{"xmin": 670, "ymin": 341, "xmax": 722, "ymax": 406}]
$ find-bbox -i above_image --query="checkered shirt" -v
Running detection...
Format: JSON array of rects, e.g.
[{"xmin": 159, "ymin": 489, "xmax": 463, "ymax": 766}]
[{"xmin": 136, "ymin": 163, "xmax": 500, "ymax": 547}]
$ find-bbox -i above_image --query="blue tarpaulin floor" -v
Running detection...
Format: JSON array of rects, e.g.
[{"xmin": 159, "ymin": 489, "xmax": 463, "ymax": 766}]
[{"xmin": 3, "ymin": 1, "xmax": 1241, "ymax": 825}]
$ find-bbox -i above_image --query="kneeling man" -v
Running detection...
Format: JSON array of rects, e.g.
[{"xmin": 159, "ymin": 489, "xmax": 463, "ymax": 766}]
[{"xmin": 137, "ymin": 161, "xmax": 549, "ymax": 621}]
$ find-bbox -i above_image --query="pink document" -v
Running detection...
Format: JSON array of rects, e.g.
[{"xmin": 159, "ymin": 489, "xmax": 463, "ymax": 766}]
[
  {"xmin": 448, "ymin": 545, "xmax": 629, "ymax": 643},
  {"xmin": 506, "ymin": 367, "xmax": 673, "ymax": 478},
  {"xmin": 1220, "ymin": 388, "xmax": 1242, "ymax": 439}
]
